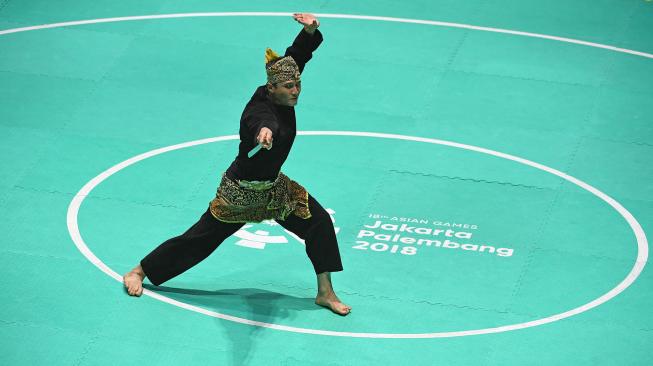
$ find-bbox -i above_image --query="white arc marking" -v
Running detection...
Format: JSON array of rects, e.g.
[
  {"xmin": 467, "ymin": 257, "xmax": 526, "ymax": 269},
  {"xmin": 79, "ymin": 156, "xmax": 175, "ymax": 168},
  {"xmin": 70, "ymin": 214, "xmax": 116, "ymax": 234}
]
[
  {"xmin": 1, "ymin": 12, "xmax": 652, "ymax": 59},
  {"xmin": 67, "ymin": 131, "xmax": 648, "ymax": 338}
]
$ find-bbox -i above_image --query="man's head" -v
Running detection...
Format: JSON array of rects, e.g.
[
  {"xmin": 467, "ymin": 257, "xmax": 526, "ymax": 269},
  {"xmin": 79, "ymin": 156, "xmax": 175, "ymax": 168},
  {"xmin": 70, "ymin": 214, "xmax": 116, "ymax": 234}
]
[{"xmin": 265, "ymin": 48, "xmax": 302, "ymax": 106}]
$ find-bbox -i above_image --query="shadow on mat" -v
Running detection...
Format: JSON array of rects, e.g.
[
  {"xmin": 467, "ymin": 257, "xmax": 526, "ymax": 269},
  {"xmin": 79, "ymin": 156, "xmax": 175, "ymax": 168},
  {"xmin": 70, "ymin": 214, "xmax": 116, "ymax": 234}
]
[
  {"xmin": 144, "ymin": 284, "xmax": 318, "ymax": 365},
  {"xmin": 143, "ymin": 284, "xmax": 318, "ymax": 315}
]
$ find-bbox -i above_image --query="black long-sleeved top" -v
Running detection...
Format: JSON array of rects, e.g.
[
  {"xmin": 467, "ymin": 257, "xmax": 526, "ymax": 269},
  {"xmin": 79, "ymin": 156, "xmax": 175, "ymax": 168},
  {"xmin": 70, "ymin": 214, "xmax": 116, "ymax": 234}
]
[{"xmin": 226, "ymin": 28, "xmax": 323, "ymax": 182}]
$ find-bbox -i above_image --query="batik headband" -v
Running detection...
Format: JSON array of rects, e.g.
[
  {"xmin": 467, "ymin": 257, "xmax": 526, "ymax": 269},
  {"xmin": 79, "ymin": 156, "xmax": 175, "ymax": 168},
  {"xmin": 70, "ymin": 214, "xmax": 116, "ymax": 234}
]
[{"xmin": 265, "ymin": 48, "xmax": 300, "ymax": 84}]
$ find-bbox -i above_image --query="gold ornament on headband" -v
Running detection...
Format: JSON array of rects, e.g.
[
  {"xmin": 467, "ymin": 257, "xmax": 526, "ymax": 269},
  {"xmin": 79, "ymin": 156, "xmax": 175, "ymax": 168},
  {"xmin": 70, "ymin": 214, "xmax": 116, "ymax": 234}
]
[
  {"xmin": 265, "ymin": 48, "xmax": 281, "ymax": 64},
  {"xmin": 265, "ymin": 47, "xmax": 300, "ymax": 85}
]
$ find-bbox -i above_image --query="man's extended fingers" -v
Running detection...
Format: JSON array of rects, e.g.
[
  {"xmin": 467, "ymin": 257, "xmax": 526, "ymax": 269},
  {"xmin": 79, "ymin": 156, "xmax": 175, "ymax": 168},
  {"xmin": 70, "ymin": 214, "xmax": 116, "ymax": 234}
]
[
  {"xmin": 293, "ymin": 13, "xmax": 317, "ymax": 26},
  {"xmin": 257, "ymin": 129, "xmax": 269, "ymax": 141},
  {"xmin": 258, "ymin": 134, "xmax": 272, "ymax": 148},
  {"xmin": 264, "ymin": 133, "xmax": 273, "ymax": 148}
]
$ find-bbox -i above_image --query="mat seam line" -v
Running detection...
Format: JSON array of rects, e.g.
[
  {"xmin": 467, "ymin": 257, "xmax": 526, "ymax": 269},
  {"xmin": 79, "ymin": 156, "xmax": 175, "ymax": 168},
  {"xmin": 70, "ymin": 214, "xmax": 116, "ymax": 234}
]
[
  {"xmin": 388, "ymin": 169, "xmax": 550, "ymax": 190},
  {"xmin": 505, "ymin": 134, "xmax": 584, "ymax": 314}
]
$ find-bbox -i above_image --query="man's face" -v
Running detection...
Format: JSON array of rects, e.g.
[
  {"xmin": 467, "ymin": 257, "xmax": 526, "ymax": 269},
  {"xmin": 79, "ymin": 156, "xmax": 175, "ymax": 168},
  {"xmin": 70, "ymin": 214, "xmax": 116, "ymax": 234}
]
[{"xmin": 267, "ymin": 79, "xmax": 301, "ymax": 107}]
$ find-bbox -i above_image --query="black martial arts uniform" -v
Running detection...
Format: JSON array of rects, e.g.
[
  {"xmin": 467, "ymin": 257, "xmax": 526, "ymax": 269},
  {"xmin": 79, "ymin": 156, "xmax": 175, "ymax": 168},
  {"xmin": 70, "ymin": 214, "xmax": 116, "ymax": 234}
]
[{"xmin": 140, "ymin": 29, "xmax": 343, "ymax": 286}]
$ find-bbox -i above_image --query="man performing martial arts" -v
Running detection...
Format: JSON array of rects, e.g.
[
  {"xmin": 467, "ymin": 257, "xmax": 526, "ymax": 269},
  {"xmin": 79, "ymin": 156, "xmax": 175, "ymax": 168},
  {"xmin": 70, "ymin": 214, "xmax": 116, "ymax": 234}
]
[{"xmin": 123, "ymin": 13, "xmax": 351, "ymax": 316}]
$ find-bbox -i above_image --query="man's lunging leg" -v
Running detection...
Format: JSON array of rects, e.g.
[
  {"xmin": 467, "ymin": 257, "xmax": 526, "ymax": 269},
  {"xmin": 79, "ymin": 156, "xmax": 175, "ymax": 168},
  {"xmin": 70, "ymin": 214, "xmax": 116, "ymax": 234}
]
[
  {"xmin": 124, "ymin": 207, "xmax": 244, "ymax": 296},
  {"xmin": 277, "ymin": 194, "xmax": 351, "ymax": 315}
]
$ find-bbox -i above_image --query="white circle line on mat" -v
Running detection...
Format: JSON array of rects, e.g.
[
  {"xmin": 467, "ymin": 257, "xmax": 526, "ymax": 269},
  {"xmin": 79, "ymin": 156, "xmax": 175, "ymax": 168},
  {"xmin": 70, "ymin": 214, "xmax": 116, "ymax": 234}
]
[
  {"xmin": 0, "ymin": 12, "xmax": 652, "ymax": 59},
  {"xmin": 67, "ymin": 131, "xmax": 648, "ymax": 338}
]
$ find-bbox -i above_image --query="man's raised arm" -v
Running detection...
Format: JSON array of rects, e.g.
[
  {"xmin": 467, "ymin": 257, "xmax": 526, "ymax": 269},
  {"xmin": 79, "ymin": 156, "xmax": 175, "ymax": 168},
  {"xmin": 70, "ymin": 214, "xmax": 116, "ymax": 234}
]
[{"xmin": 285, "ymin": 13, "xmax": 323, "ymax": 73}]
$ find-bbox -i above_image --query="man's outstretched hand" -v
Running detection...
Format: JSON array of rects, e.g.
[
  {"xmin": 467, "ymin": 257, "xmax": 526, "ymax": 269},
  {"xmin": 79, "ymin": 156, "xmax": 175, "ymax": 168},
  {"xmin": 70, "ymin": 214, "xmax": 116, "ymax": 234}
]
[
  {"xmin": 257, "ymin": 127, "xmax": 273, "ymax": 150},
  {"xmin": 293, "ymin": 13, "xmax": 320, "ymax": 34}
]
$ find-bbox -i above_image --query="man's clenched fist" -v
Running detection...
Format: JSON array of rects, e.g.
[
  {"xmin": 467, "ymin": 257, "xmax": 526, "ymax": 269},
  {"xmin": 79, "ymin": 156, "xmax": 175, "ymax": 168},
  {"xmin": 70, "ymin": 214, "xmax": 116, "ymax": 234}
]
[{"xmin": 257, "ymin": 127, "xmax": 273, "ymax": 149}]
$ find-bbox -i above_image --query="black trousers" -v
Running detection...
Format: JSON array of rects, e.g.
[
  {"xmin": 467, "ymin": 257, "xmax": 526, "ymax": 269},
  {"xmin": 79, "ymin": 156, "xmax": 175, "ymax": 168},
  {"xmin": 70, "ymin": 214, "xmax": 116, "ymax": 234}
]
[{"xmin": 140, "ymin": 194, "xmax": 343, "ymax": 286}]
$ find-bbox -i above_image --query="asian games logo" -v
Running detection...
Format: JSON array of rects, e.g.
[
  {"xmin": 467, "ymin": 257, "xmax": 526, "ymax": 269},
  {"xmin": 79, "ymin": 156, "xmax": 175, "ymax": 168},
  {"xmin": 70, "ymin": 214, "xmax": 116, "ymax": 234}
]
[{"xmin": 232, "ymin": 208, "xmax": 339, "ymax": 249}]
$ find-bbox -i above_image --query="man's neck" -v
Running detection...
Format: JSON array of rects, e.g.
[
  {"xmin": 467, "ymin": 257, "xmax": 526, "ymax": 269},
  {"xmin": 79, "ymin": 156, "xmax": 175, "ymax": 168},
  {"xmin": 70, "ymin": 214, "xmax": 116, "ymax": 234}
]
[{"xmin": 266, "ymin": 94, "xmax": 279, "ymax": 105}]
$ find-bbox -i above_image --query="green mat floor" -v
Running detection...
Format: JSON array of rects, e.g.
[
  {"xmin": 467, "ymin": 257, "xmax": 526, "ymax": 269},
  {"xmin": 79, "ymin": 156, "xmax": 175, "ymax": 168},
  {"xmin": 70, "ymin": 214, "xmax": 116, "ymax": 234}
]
[{"xmin": 1, "ymin": 1, "xmax": 652, "ymax": 365}]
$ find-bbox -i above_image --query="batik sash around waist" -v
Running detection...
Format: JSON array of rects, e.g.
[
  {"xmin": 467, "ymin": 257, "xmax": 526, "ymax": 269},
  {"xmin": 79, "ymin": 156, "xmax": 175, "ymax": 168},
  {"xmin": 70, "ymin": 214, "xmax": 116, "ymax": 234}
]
[{"xmin": 209, "ymin": 172, "xmax": 311, "ymax": 223}]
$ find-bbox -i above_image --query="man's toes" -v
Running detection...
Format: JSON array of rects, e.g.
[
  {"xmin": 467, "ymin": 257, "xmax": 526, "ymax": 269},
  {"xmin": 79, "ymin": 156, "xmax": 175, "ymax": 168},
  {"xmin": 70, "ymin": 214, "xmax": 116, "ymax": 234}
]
[
  {"xmin": 336, "ymin": 304, "xmax": 350, "ymax": 315},
  {"xmin": 126, "ymin": 283, "xmax": 141, "ymax": 296}
]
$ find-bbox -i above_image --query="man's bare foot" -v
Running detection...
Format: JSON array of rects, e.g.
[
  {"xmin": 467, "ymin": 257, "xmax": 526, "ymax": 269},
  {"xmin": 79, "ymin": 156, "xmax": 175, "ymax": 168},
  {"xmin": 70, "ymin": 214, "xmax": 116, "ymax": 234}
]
[
  {"xmin": 315, "ymin": 292, "xmax": 351, "ymax": 316},
  {"xmin": 123, "ymin": 265, "xmax": 145, "ymax": 297}
]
